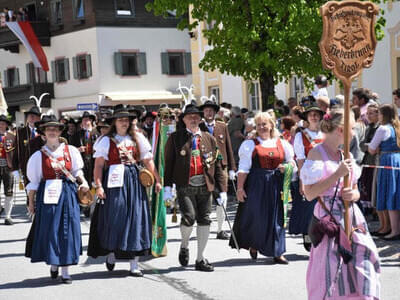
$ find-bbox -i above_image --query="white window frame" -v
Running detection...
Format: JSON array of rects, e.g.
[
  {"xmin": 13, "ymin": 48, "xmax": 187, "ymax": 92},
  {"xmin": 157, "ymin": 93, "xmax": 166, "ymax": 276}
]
[
  {"xmin": 209, "ymin": 86, "xmax": 220, "ymax": 104},
  {"xmin": 114, "ymin": 0, "xmax": 135, "ymax": 17}
]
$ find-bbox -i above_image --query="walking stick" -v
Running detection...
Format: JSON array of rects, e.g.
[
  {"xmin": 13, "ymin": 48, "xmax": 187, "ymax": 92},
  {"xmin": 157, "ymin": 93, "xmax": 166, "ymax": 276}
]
[
  {"xmin": 221, "ymin": 203, "xmax": 240, "ymax": 253},
  {"xmin": 319, "ymin": 0, "xmax": 379, "ymax": 240}
]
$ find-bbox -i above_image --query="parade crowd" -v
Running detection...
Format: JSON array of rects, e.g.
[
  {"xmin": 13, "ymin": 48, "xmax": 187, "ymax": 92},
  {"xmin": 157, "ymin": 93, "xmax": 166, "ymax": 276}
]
[{"xmin": 0, "ymin": 76, "xmax": 399, "ymax": 299}]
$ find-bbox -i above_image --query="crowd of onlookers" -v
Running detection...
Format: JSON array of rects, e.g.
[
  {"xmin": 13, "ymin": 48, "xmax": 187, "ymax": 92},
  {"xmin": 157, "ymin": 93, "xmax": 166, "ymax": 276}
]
[{"xmin": 0, "ymin": 7, "xmax": 29, "ymax": 26}]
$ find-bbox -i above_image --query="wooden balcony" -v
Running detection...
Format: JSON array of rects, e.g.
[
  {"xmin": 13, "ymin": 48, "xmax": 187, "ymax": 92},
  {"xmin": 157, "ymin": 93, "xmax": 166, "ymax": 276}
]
[{"xmin": 3, "ymin": 82, "xmax": 53, "ymax": 107}]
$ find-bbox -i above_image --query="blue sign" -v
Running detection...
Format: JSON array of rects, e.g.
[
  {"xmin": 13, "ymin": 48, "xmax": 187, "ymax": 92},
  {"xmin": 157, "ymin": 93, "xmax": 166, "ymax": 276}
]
[{"xmin": 77, "ymin": 103, "xmax": 98, "ymax": 111}]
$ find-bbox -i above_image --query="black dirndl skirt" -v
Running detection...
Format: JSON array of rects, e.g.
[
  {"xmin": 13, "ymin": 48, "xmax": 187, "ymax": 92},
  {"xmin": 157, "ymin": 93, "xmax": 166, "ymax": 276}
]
[
  {"xmin": 288, "ymin": 180, "xmax": 317, "ymax": 235},
  {"xmin": 230, "ymin": 168, "xmax": 286, "ymax": 257},
  {"xmin": 88, "ymin": 164, "xmax": 152, "ymax": 259}
]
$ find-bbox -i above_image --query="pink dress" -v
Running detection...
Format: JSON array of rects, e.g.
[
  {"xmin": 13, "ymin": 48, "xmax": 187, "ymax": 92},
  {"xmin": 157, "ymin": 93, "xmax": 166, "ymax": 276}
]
[{"xmin": 301, "ymin": 145, "xmax": 380, "ymax": 300}]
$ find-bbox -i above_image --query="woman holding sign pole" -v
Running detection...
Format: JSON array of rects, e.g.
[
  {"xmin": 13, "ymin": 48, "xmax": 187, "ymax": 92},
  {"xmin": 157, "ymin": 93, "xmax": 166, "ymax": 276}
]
[
  {"xmin": 88, "ymin": 106, "xmax": 162, "ymax": 277},
  {"xmin": 25, "ymin": 115, "xmax": 89, "ymax": 284},
  {"xmin": 302, "ymin": 109, "xmax": 380, "ymax": 300}
]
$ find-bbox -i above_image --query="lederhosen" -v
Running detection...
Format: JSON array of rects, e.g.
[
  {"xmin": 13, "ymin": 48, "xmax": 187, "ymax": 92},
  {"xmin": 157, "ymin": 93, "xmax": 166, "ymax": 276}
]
[
  {"xmin": 178, "ymin": 134, "xmax": 213, "ymax": 227},
  {"xmin": 0, "ymin": 134, "xmax": 13, "ymax": 197}
]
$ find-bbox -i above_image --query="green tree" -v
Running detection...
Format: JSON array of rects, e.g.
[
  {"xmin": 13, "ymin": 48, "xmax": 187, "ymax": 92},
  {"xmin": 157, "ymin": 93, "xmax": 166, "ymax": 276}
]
[{"xmin": 148, "ymin": 0, "xmax": 386, "ymax": 109}]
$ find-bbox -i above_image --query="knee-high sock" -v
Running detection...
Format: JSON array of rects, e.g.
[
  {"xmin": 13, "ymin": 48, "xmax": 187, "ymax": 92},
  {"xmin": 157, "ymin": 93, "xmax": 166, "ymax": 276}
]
[
  {"xmin": 216, "ymin": 203, "xmax": 226, "ymax": 233},
  {"xmin": 4, "ymin": 196, "xmax": 13, "ymax": 219},
  {"xmin": 61, "ymin": 266, "xmax": 70, "ymax": 278},
  {"xmin": 197, "ymin": 225, "xmax": 210, "ymax": 262},
  {"xmin": 180, "ymin": 225, "xmax": 193, "ymax": 249},
  {"xmin": 130, "ymin": 256, "xmax": 140, "ymax": 271}
]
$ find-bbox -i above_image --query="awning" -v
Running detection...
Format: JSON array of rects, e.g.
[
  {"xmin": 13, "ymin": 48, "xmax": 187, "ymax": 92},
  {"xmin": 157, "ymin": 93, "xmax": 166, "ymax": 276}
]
[{"xmin": 101, "ymin": 91, "xmax": 183, "ymax": 105}]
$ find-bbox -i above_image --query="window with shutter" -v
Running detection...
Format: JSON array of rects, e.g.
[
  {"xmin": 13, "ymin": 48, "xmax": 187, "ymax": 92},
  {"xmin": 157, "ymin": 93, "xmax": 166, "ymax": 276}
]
[
  {"xmin": 50, "ymin": 0, "xmax": 63, "ymax": 25},
  {"xmin": 5, "ymin": 68, "xmax": 18, "ymax": 87},
  {"xmin": 53, "ymin": 58, "xmax": 70, "ymax": 82},
  {"xmin": 73, "ymin": 0, "xmax": 84, "ymax": 20},
  {"xmin": 26, "ymin": 63, "xmax": 35, "ymax": 84},
  {"xmin": 115, "ymin": 52, "xmax": 143, "ymax": 76},
  {"xmin": 167, "ymin": 53, "xmax": 184, "ymax": 75}
]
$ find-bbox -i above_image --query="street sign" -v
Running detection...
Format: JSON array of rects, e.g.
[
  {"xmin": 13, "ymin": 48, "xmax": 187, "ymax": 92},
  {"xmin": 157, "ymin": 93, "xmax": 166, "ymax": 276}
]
[{"xmin": 77, "ymin": 103, "xmax": 98, "ymax": 111}]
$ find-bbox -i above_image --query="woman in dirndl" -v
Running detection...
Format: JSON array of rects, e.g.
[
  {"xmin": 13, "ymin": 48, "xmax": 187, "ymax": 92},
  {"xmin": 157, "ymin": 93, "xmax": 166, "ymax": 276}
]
[
  {"xmin": 289, "ymin": 106, "xmax": 324, "ymax": 251},
  {"xmin": 88, "ymin": 105, "xmax": 162, "ymax": 277},
  {"xmin": 230, "ymin": 111, "xmax": 296, "ymax": 264},
  {"xmin": 25, "ymin": 115, "xmax": 89, "ymax": 284},
  {"xmin": 302, "ymin": 108, "xmax": 380, "ymax": 299},
  {"xmin": 368, "ymin": 104, "xmax": 400, "ymax": 240}
]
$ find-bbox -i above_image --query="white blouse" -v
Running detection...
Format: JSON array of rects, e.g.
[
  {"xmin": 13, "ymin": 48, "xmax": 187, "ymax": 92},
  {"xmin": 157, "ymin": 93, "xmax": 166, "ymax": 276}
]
[
  {"xmin": 238, "ymin": 137, "xmax": 295, "ymax": 173},
  {"xmin": 26, "ymin": 144, "xmax": 85, "ymax": 191},
  {"xmin": 369, "ymin": 125, "xmax": 392, "ymax": 150},
  {"xmin": 93, "ymin": 132, "xmax": 153, "ymax": 161},
  {"xmin": 293, "ymin": 129, "xmax": 324, "ymax": 160}
]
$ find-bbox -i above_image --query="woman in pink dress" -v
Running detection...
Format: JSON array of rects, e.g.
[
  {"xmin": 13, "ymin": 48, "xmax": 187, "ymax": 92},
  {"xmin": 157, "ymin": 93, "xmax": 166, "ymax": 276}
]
[{"xmin": 301, "ymin": 108, "xmax": 380, "ymax": 300}]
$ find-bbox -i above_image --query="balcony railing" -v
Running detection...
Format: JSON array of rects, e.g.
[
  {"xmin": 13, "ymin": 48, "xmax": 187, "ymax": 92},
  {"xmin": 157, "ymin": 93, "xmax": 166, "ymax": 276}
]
[
  {"xmin": 3, "ymin": 83, "xmax": 53, "ymax": 107},
  {"xmin": 0, "ymin": 21, "xmax": 50, "ymax": 53}
]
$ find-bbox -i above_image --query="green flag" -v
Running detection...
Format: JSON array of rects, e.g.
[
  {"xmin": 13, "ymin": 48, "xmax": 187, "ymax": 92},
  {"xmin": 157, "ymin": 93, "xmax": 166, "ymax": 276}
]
[{"xmin": 150, "ymin": 122, "xmax": 170, "ymax": 257}]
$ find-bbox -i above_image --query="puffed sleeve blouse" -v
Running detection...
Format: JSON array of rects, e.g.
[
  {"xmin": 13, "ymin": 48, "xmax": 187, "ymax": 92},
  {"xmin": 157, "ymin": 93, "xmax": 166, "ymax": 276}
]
[
  {"xmin": 26, "ymin": 144, "xmax": 85, "ymax": 191},
  {"xmin": 93, "ymin": 132, "xmax": 153, "ymax": 161},
  {"xmin": 238, "ymin": 137, "xmax": 296, "ymax": 174}
]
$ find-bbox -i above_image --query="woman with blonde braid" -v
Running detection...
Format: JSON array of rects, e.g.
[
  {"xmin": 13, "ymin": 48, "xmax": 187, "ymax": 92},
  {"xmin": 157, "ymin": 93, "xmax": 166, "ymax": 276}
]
[{"xmin": 302, "ymin": 109, "xmax": 380, "ymax": 299}]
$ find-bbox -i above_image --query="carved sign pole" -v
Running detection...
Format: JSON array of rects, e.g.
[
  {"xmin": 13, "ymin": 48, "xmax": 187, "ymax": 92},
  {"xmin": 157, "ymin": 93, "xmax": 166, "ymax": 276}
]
[{"xmin": 319, "ymin": 0, "xmax": 379, "ymax": 239}]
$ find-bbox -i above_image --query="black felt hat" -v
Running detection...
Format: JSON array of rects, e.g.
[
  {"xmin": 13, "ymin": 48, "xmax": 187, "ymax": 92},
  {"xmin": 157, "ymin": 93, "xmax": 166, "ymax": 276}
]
[
  {"xmin": 199, "ymin": 100, "xmax": 220, "ymax": 113},
  {"xmin": 0, "ymin": 115, "xmax": 11, "ymax": 126},
  {"xmin": 108, "ymin": 105, "xmax": 136, "ymax": 120},
  {"xmin": 81, "ymin": 111, "xmax": 96, "ymax": 122},
  {"xmin": 24, "ymin": 106, "xmax": 41, "ymax": 117},
  {"xmin": 181, "ymin": 104, "xmax": 203, "ymax": 118},
  {"xmin": 38, "ymin": 115, "xmax": 65, "ymax": 131}
]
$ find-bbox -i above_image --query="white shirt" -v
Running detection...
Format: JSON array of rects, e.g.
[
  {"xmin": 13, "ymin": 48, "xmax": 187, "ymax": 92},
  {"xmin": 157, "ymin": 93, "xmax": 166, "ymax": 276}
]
[
  {"xmin": 293, "ymin": 129, "xmax": 324, "ymax": 160},
  {"xmin": 93, "ymin": 133, "xmax": 153, "ymax": 161},
  {"xmin": 312, "ymin": 87, "xmax": 329, "ymax": 99},
  {"xmin": 26, "ymin": 144, "xmax": 84, "ymax": 191},
  {"xmin": 238, "ymin": 137, "xmax": 295, "ymax": 173},
  {"xmin": 369, "ymin": 125, "xmax": 392, "ymax": 150}
]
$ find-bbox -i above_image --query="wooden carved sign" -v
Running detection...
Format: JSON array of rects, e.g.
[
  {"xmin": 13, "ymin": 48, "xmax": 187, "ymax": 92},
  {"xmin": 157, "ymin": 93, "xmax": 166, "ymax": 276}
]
[
  {"xmin": 319, "ymin": 0, "xmax": 379, "ymax": 86},
  {"xmin": 319, "ymin": 1, "xmax": 379, "ymax": 240}
]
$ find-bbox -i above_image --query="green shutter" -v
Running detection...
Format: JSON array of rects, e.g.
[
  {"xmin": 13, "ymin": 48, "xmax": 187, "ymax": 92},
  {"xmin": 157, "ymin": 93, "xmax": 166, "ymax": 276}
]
[
  {"xmin": 64, "ymin": 58, "xmax": 70, "ymax": 80},
  {"xmin": 114, "ymin": 52, "xmax": 123, "ymax": 75},
  {"xmin": 14, "ymin": 68, "xmax": 20, "ymax": 86},
  {"xmin": 161, "ymin": 52, "xmax": 169, "ymax": 75},
  {"xmin": 26, "ymin": 63, "xmax": 32, "ymax": 84},
  {"xmin": 51, "ymin": 61, "xmax": 57, "ymax": 82},
  {"xmin": 86, "ymin": 54, "xmax": 92, "ymax": 77},
  {"xmin": 137, "ymin": 52, "xmax": 147, "ymax": 75},
  {"xmin": 184, "ymin": 52, "xmax": 192, "ymax": 74},
  {"xmin": 3, "ymin": 71, "xmax": 8, "ymax": 87},
  {"xmin": 72, "ymin": 56, "xmax": 78, "ymax": 79}
]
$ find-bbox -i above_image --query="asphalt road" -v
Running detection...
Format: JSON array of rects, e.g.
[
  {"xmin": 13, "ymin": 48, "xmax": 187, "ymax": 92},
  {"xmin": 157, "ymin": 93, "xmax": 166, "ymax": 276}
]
[{"xmin": 0, "ymin": 188, "xmax": 399, "ymax": 300}]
